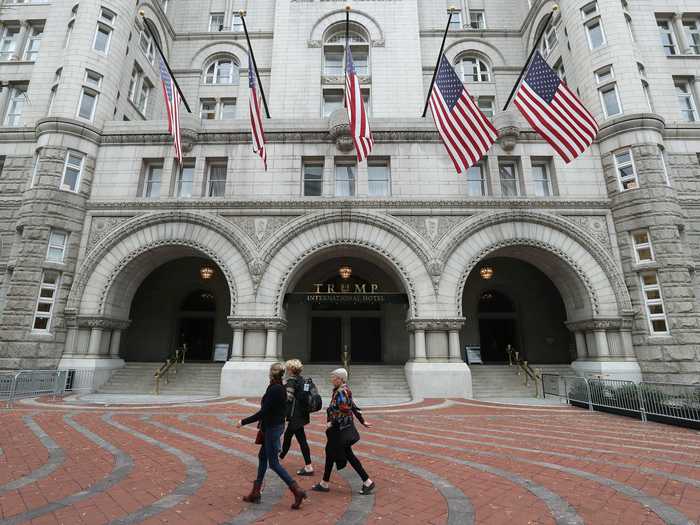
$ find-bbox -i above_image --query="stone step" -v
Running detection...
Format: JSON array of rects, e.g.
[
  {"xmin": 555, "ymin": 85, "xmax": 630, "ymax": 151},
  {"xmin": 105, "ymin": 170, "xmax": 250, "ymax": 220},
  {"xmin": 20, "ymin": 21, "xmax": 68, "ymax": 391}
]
[
  {"xmin": 98, "ymin": 362, "xmax": 223, "ymax": 396},
  {"xmin": 470, "ymin": 364, "xmax": 574, "ymax": 399}
]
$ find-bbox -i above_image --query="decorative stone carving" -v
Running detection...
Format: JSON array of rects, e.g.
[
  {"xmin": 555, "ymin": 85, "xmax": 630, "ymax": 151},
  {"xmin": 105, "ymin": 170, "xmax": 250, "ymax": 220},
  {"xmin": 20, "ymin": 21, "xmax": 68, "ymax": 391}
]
[
  {"xmin": 406, "ymin": 318, "xmax": 466, "ymax": 332},
  {"xmin": 392, "ymin": 215, "xmax": 470, "ymax": 246},
  {"xmin": 228, "ymin": 316, "xmax": 287, "ymax": 331},
  {"xmin": 427, "ymin": 258, "xmax": 444, "ymax": 292},
  {"xmin": 493, "ymin": 111, "xmax": 520, "ymax": 152},
  {"xmin": 73, "ymin": 316, "xmax": 131, "ymax": 330},
  {"xmin": 180, "ymin": 128, "xmax": 197, "ymax": 153},
  {"xmin": 249, "ymin": 258, "xmax": 266, "ymax": 291},
  {"xmin": 307, "ymin": 39, "xmax": 322, "ymax": 48},
  {"xmin": 227, "ymin": 215, "xmax": 298, "ymax": 245},
  {"xmin": 566, "ymin": 317, "xmax": 634, "ymax": 332},
  {"xmin": 328, "ymin": 108, "xmax": 354, "ymax": 152},
  {"xmin": 563, "ymin": 215, "xmax": 611, "ymax": 250},
  {"xmin": 87, "ymin": 216, "xmax": 132, "ymax": 252}
]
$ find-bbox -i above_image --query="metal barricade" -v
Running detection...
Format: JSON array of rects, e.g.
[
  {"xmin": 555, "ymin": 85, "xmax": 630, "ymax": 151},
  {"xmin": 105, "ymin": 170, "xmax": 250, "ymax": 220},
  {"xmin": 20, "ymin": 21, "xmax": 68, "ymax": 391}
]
[
  {"xmin": 8, "ymin": 370, "xmax": 62, "ymax": 407},
  {"xmin": 639, "ymin": 382, "xmax": 700, "ymax": 424},
  {"xmin": 0, "ymin": 372, "xmax": 18, "ymax": 401},
  {"xmin": 587, "ymin": 378, "xmax": 645, "ymax": 421},
  {"xmin": 562, "ymin": 375, "xmax": 593, "ymax": 409},
  {"xmin": 60, "ymin": 369, "xmax": 95, "ymax": 395},
  {"xmin": 541, "ymin": 373, "xmax": 566, "ymax": 399}
]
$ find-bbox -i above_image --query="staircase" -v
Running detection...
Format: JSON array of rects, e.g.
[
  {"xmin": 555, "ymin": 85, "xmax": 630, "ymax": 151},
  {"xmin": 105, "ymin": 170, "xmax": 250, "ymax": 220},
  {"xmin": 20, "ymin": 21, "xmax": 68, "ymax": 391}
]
[
  {"xmin": 470, "ymin": 364, "xmax": 575, "ymax": 399},
  {"xmin": 98, "ymin": 362, "xmax": 223, "ymax": 396},
  {"xmin": 301, "ymin": 365, "xmax": 412, "ymax": 403}
]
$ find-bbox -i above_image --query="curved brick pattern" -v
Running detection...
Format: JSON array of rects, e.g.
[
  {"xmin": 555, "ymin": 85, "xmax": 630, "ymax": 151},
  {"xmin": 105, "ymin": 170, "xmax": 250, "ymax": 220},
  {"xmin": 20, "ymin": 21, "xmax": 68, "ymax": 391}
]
[{"xmin": 1, "ymin": 400, "xmax": 699, "ymax": 524}]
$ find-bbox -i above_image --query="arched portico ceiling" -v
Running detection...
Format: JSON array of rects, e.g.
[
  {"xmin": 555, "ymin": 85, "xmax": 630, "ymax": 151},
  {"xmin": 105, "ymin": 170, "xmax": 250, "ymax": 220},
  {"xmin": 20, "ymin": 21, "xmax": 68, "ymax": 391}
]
[
  {"xmin": 255, "ymin": 214, "xmax": 437, "ymax": 318},
  {"xmin": 66, "ymin": 211, "xmax": 256, "ymax": 318},
  {"xmin": 436, "ymin": 211, "xmax": 632, "ymax": 321}
]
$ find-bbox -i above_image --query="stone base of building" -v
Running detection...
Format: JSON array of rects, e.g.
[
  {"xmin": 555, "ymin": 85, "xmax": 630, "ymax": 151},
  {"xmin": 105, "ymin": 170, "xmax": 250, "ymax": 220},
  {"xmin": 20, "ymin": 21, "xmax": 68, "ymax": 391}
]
[
  {"xmin": 404, "ymin": 361, "xmax": 472, "ymax": 399},
  {"xmin": 571, "ymin": 359, "xmax": 643, "ymax": 382},
  {"xmin": 220, "ymin": 360, "xmax": 276, "ymax": 397},
  {"xmin": 57, "ymin": 356, "xmax": 126, "ymax": 392}
]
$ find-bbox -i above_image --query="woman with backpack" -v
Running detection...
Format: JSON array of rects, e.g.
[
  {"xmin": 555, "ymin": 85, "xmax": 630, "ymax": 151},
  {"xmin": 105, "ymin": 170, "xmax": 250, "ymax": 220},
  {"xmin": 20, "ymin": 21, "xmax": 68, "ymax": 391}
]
[
  {"xmin": 279, "ymin": 359, "xmax": 314, "ymax": 476},
  {"xmin": 312, "ymin": 368, "xmax": 375, "ymax": 495},
  {"xmin": 236, "ymin": 362, "xmax": 307, "ymax": 510}
]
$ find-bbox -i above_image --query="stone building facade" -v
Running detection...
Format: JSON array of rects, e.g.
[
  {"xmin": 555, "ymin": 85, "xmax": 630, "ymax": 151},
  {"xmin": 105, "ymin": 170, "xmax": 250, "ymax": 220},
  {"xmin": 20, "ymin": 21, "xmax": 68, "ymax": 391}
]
[{"xmin": 0, "ymin": 0, "xmax": 698, "ymax": 397}]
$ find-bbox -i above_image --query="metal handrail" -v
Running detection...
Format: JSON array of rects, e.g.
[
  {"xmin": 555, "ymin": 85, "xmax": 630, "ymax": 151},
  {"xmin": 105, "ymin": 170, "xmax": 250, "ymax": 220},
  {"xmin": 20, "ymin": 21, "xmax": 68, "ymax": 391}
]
[
  {"xmin": 513, "ymin": 359, "xmax": 543, "ymax": 398},
  {"xmin": 154, "ymin": 345, "xmax": 187, "ymax": 395}
]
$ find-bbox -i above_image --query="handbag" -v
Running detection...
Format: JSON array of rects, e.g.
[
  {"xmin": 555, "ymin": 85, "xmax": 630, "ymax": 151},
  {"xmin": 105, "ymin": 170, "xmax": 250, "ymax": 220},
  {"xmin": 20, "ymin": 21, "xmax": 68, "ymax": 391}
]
[{"xmin": 255, "ymin": 429, "xmax": 264, "ymax": 445}]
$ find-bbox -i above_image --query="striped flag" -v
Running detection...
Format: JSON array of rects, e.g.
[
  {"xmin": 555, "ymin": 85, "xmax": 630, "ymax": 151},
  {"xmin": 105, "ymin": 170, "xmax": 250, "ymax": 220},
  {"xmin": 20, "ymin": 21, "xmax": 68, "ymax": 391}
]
[
  {"xmin": 429, "ymin": 55, "xmax": 498, "ymax": 174},
  {"xmin": 514, "ymin": 51, "xmax": 598, "ymax": 163},
  {"xmin": 158, "ymin": 55, "xmax": 182, "ymax": 164},
  {"xmin": 248, "ymin": 53, "xmax": 267, "ymax": 170},
  {"xmin": 345, "ymin": 47, "xmax": 374, "ymax": 162}
]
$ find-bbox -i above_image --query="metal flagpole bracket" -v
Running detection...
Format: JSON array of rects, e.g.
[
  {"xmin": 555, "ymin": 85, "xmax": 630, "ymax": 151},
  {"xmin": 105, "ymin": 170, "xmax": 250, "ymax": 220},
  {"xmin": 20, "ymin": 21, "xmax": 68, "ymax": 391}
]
[
  {"xmin": 422, "ymin": 6, "xmax": 461, "ymax": 118},
  {"xmin": 139, "ymin": 9, "xmax": 192, "ymax": 113}
]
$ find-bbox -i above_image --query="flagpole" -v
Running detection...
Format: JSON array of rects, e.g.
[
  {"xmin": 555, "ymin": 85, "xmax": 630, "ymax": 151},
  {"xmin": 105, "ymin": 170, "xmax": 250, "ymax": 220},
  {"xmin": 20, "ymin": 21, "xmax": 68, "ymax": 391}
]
[
  {"xmin": 239, "ymin": 10, "xmax": 271, "ymax": 118},
  {"xmin": 501, "ymin": 5, "xmax": 558, "ymax": 111},
  {"xmin": 421, "ymin": 7, "xmax": 459, "ymax": 118},
  {"xmin": 139, "ymin": 11, "xmax": 192, "ymax": 113},
  {"xmin": 344, "ymin": 4, "xmax": 351, "ymax": 102}
]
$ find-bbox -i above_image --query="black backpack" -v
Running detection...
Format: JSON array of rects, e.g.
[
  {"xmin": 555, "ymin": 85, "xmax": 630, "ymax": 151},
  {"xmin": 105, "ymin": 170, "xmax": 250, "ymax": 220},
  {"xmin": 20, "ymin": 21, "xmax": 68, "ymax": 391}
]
[{"xmin": 303, "ymin": 377, "xmax": 323, "ymax": 413}]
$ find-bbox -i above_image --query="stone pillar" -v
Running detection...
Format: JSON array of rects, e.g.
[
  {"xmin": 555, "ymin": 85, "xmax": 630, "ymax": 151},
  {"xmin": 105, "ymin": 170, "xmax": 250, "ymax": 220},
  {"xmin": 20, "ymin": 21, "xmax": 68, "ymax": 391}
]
[
  {"xmin": 265, "ymin": 329, "xmax": 278, "ymax": 361},
  {"xmin": 414, "ymin": 330, "xmax": 427, "ymax": 362},
  {"xmin": 574, "ymin": 331, "xmax": 588, "ymax": 359},
  {"xmin": 593, "ymin": 329, "xmax": 610, "ymax": 358},
  {"xmin": 448, "ymin": 330, "xmax": 462, "ymax": 362},
  {"xmin": 87, "ymin": 327, "xmax": 103, "ymax": 356},
  {"xmin": 230, "ymin": 329, "xmax": 244, "ymax": 360},
  {"xmin": 109, "ymin": 329, "xmax": 122, "ymax": 358}
]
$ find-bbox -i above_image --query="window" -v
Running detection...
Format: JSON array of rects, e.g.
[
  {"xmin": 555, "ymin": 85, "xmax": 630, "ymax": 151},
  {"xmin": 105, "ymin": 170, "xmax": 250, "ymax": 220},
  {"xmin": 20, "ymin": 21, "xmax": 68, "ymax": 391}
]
[
  {"xmin": 137, "ymin": 79, "xmax": 152, "ymax": 114},
  {"xmin": 61, "ymin": 151, "xmax": 84, "ymax": 192},
  {"xmin": 64, "ymin": 4, "xmax": 78, "ymax": 48},
  {"xmin": 324, "ymin": 28, "xmax": 368, "ymax": 76},
  {"xmin": 595, "ymin": 65, "xmax": 614, "ymax": 84},
  {"xmin": 466, "ymin": 163, "xmax": 486, "ymax": 196},
  {"xmin": 93, "ymin": 8, "xmax": 115, "ymax": 54},
  {"xmin": 368, "ymin": 159, "xmax": 390, "ymax": 197},
  {"xmin": 323, "ymin": 89, "xmax": 343, "ymax": 117},
  {"xmin": 204, "ymin": 57, "xmax": 239, "ymax": 85},
  {"xmin": 448, "ymin": 11, "xmax": 463, "ymax": 30},
  {"xmin": 468, "ymin": 10, "xmax": 486, "ymax": 29},
  {"xmin": 685, "ymin": 19, "xmax": 700, "ymax": 54},
  {"xmin": 177, "ymin": 163, "xmax": 194, "ymax": 197},
  {"xmin": 554, "ymin": 59, "xmax": 566, "ymax": 84},
  {"xmin": 585, "ymin": 18, "xmax": 606, "ymax": 49},
  {"xmin": 77, "ymin": 70, "xmax": 102, "ymax": 121},
  {"xmin": 459, "ymin": 56, "xmax": 490, "ymax": 82},
  {"xmin": 303, "ymin": 160, "xmax": 323, "ymax": 196},
  {"xmin": 499, "ymin": 162, "xmax": 520, "ymax": 196},
  {"xmin": 200, "ymin": 99, "xmax": 216, "ymax": 120},
  {"xmin": 232, "ymin": 14, "xmax": 244, "ymax": 33},
  {"xmin": 4, "ymin": 86, "xmax": 27, "ymax": 126},
  {"xmin": 209, "ymin": 13, "xmax": 224, "ymax": 32},
  {"xmin": 0, "ymin": 25, "xmax": 20, "ymax": 61},
  {"xmin": 220, "ymin": 99, "xmax": 236, "ymax": 119},
  {"xmin": 206, "ymin": 162, "xmax": 227, "ymax": 197},
  {"xmin": 640, "ymin": 272, "xmax": 668, "ymax": 334},
  {"xmin": 675, "ymin": 79, "xmax": 698, "ymax": 122},
  {"xmin": 335, "ymin": 160, "xmax": 356, "ymax": 197},
  {"xmin": 659, "ymin": 146, "xmax": 671, "ymax": 186},
  {"xmin": 46, "ymin": 230, "xmax": 67, "ymax": 262},
  {"xmin": 138, "ymin": 28, "xmax": 156, "ymax": 63},
  {"xmin": 30, "ymin": 152, "xmax": 40, "ymax": 187},
  {"xmin": 614, "ymin": 149, "xmax": 638, "ymax": 191},
  {"xmin": 580, "ymin": 1, "xmax": 598, "ymax": 18},
  {"xmin": 24, "ymin": 24, "xmax": 44, "ymax": 62},
  {"xmin": 531, "ymin": 161, "xmax": 553, "ymax": 196},
  {"xmin": 477, "ymin": 97, "xmax": 495, "ymax": 118},
  {"xmin": 200, "ymin": 99, "xmax": 236, "ymax": 120},
  {"xmin": 638, "ymin": 63, "xmax": 653, "ymax": 112},
  {"xmin": 631, "ymin": 230, "xmax": 654, "ymax": 263},
  {"xmin": 128, "ymin": 65, "xmax": 152, "ymax": 116},
  {"xmin": 657, "ymin": 19, "xmax": 677, "ymax": 56},
  {"xmin": 143, "ymin": 163, "xmax": 162, "ymax": 198},
  {"xmin": 599, "ymin": 83, "xmax": 622, "ymax": 118},
  {"xmin": 540, "ymin": 23, "xmax": 558, "ymax": 57},
  {"xmin": 32, "ymin": 271, "xmax": 60, "ymax": 332},
  {"xmin": 621, "ymin": 1, "xmax": 635, "ymax": 42}
]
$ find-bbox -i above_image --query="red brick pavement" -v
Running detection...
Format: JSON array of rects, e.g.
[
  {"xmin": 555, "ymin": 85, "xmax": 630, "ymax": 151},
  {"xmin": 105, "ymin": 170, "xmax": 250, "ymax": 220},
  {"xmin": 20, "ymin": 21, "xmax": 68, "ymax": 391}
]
[{"xmin": 0, "ymin": 398, "xmax": 698, "ymax": 524}]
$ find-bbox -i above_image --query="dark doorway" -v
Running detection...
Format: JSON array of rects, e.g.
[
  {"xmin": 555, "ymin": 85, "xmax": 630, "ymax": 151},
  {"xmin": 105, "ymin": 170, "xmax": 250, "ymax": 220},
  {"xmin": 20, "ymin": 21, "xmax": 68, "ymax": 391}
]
[
  {"xmin": 311, "ymin": 317, "xmax": 342, "ymax": 362},
  {"xmin": 351, "ymin": 317, "xmax": 382, "ymax": 363},
  {"xmin": 180, "ymin": 318, "xmax": 215, "ymax": 361},
  {"xmin": 479, "ymin": 319, "xmax": 517, "ymax": 362}
]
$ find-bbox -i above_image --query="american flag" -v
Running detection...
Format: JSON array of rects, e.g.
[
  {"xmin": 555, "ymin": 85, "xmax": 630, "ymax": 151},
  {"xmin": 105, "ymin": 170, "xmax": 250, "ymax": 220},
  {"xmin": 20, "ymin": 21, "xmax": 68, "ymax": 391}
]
[
  {"xmin": 514, "ymin": 51, "xmax": 598, "ymax": 163},
  {"xmin": 248, "ymin": 53, "xmax": 267, "ymax": 170},
  {"xmin": 429, "ymin": 55, "xmax": 498, "ymax": 174},
  {"xmin": 345, "ymin": 47, "xmax": 373, "ymax": 162},
  {"xmin": 158, "ymin": 55, "xmax": 182, "ymax": 164}
]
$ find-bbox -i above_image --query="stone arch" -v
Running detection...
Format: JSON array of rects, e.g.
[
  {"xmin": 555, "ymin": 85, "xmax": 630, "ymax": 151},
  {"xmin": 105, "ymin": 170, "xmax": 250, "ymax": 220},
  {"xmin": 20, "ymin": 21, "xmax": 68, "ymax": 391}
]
[
  {"xmin": 138, "ymin": 7, "xmax": 170, "ymax": 57},
  {"xmin": 444, "ymin": 39, "xmax": 506, "ymax": 67},
  {"xmin": 189, "ymin": 42, "xmax": 248, "ymax": 70},
  {"xmin": 67, "ymin": 211, "xmax": 256, "ymax": 319},
  {"xmin": 309, "ymin": 9, "xmax": 384, "ymax": 47},
  {"xmin": 436, "ymin": 211, "xmax": 632, "ymax": 321},
  {"xmin": 256, "ymin": 216, "xmax": 437, "ymax": 318},
  {"xmin": 525, "ymin": 1, "xmax": 560, "ymax": 50}
]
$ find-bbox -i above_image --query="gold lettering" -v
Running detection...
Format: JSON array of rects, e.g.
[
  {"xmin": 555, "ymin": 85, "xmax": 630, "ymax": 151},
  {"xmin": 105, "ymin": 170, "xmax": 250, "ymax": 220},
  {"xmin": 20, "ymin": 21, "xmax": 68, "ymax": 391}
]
[
  {"xmin": 327, "ymin": 284, "xmax": 335, "ymax": 293},
  {"xmin": 341, "ymin": 283, "xmax": 350, "ymax": 293},
  {"xmin": 371, "ymin": 284, "xmax": 379, "ymax": 294},
  {"xmin": 354, "ymin": 284, "xmax": 366, "ymax": 293},
  {"xmin": 313, "ymin": 284, "xmax": 322, "ymax": 293}
]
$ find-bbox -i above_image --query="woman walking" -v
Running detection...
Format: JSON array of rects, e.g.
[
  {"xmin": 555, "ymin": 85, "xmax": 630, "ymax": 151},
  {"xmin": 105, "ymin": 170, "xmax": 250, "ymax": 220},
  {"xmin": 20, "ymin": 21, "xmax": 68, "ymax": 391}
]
[
  {"xmin": 279, "ymin": 359, "xmax": 314, "ymax": 475},
  {"xmin": 311, "ymin": 368, "xmax": 375, "ymax": 495},
  {"xmin": 237, "ymin": 362, "xmax": 307, "ymax": 509}
]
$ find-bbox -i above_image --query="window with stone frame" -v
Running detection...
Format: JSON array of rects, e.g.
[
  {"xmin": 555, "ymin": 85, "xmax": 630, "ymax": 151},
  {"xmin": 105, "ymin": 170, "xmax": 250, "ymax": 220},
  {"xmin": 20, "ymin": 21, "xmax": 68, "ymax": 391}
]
[
  {"xmin": 32, "ymin": 270, "xmax": 60, "ymax": 332},
  {"xmin": 46, "ymin": 229, "xmax": 68, "ymax": 262},
  {"xmin": 302, "ymin": 159, "xmax": 324, "ymax": 196},
  {"xmin": 177, "ymin": 162, "xmax": 195, "ymax": 198},
  {"xmin": 206, "ymin": 160, "xmax": 227, "ymax": 197},
  {"xmin": 61, "ymin": 150, "xmax": 85, "ymax": 192},
  {"xmin": 200, "ymin": 99, "xmax": 216, "ymax": 120},
  {"xmin": 204, "ymin": 56, "xmax": 239, "ymax": 85},
  {"xmin": 367, "ymin": 158, "xmax": 391, "ymax": 197},
  {"xmin": 498, "ymin": 160, "xmax": 521, "ymax": 197},
  {"xmin": 23, "ymin": 23, "xmax": 44, "ymax": 62},
  {"xmin": 531, "ymin": 158, "xmax": 555, "ymax": 197},
  {"xmin": 334, "ymin": 159, "xmax": 356, "ymax": 197},
  {"xmin": 64, "ymin": 4, "xmax": 78, "ymax": 48},
  {"xmin": 448, "ymin": 11, "xmax": 463, "ymax": 31},
  {"xmin": 77, "ymin": 70, "xmax": 102, "ymax": 121},
  {"xmin": 614, "ymin": 149, "xmax": 638, "ymax": 191},
  {"xmin": 209, "ymin": 13, "xmax": 224, "ymax": 32},
  {"xmin": 640, "ymin": 272, "xmax": 669, "ymax": 334},
  {"xmin": 659, "ymin": 146, "xmax": 671, "ymax": 186},
  {"xmin": 143, "ymin": 161, "xmax": 162, "ymax": 198},
  {"xmin": 458, "ymin": 55, "xmax": 491, "ymax": 83},
  {"xmin": 674, "ymin": 78, "xmax": 698, "ymax": 122},
  {"xmin": 477, "ymin": 97, "xmax": 495, "ymax": 118},
  {"xmin": 684, "ymin": 18, "xmax": 700, "ymax": 54},
  {"xmin": 323, "ymin": 26, "xmax": 369, "ymax": 77},
  {"xmin": 466, "ymin": 162, "xmax": 487, "ymax": 197},
  {"xmin": 0, "ymin": 24, "xmax": 20, "ymax": 61},
  {"xmin": 4, "ymin": 85, "xmax": 27, "ymax": 126},
  {"xmin": 656, "ymin": 18, "xmax": 677, "ymax": 56},
  {"xmin": 584, "ymin": 17, "xmax": 606, "ymax": 50},
  {"xmin": 631, "ymin": 230, "xmax": 654, "ymax": 263},
  {"xmin": 93, "ymin": 7, "xmax": 116, "ymax": 54},
  {"xmin": 468, "ymin": 10, "xmax": 486, "ymax": 29}
]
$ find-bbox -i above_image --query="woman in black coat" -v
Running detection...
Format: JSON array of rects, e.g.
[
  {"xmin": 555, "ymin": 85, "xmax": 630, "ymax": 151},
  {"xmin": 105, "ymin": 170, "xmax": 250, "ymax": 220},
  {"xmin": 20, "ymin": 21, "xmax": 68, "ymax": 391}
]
[
  {"xmin": 279, "ymin": 359, "xmax": 314, "ymax": 475},
  {"xmin": 237, "ymin": 362, "xmax": 307, "ymax": 509}
]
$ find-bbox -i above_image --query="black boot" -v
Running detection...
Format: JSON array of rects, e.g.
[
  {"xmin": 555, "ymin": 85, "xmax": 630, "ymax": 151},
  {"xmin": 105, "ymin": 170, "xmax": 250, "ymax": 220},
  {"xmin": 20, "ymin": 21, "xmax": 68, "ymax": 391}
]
[
  {"xmin": 289, "ymin": 481, "xmax": 307, "ymax": 509},
  {"xmin": 242, "ymin": 481, "xmax": 262, "ymax": 503}
]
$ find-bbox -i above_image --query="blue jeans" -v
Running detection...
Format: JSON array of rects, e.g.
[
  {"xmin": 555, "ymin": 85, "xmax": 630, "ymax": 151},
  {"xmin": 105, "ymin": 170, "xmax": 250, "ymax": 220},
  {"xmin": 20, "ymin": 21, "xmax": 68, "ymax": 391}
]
[{"xmin": 256, "ymin": 424, "xmax": 294, "ymax": 487}]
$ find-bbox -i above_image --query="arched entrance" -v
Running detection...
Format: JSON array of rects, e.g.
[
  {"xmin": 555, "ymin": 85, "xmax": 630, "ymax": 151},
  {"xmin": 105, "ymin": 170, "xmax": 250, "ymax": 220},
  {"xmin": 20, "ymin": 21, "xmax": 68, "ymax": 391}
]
[
  {"xmin": 282, "ymin": 249, "xmax": 410, "ymax": 365},
  {"xmin": 121, "ymin": 256, "xmax": 231, "ymax": 362},
  {"xmin": 462, "ymin": 256, "xmax": 573, "ymax": 364}
]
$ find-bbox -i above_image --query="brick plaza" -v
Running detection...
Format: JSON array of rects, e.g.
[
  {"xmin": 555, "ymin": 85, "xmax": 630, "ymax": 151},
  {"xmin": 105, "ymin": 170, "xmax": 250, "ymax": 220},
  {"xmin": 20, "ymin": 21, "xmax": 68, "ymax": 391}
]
[{"xmin": 1, "ymin": 398, "xmax": 699, "ymax": 525}]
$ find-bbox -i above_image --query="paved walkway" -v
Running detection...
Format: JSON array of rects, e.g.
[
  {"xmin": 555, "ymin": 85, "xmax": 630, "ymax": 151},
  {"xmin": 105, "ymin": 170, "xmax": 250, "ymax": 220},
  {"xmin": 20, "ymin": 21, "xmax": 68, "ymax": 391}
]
[{"xmin": 1, "ymin": 397, "xmax": 699, "ymax": 525}]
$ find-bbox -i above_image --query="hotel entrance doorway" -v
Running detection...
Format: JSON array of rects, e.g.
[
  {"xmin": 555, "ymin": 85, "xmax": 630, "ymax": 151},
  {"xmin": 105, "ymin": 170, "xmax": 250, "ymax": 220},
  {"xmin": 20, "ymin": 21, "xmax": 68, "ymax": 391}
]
[{"xmin": 310, "ymin": 316, "xmax": 381, "ymax": 363}]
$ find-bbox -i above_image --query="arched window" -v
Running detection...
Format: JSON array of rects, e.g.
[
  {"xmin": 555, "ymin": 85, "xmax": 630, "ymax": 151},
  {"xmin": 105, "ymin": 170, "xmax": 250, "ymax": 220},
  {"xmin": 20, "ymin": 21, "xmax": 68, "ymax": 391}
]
[
  {"xmin": 139, "ymin": 20, "xmax": 161, "ymax": 65},
  {"xmin": 323, "ymin": 25, "xmax": 369, "ymax": 76},
  {"xmin": 203, "ymin": 56, "xmax": 239, "ymax": 85},
  {"xmin": 458, "ymin": 55, "xmax": 491, "ymax": 82}
]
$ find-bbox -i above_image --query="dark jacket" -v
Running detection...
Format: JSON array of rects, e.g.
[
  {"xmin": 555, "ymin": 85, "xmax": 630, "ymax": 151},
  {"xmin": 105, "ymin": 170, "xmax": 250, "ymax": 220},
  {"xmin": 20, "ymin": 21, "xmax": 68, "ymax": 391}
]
[
  {"xmin": 285, "ymin": 375, "xmax": 310, "ymax": 430},
  {"xmin": 325, "ymin": 384, "xmax": 361, "ymax": 471},
  {"xmin": 241, "ymin": 381, "xmax": 286, "ymax": 431}
]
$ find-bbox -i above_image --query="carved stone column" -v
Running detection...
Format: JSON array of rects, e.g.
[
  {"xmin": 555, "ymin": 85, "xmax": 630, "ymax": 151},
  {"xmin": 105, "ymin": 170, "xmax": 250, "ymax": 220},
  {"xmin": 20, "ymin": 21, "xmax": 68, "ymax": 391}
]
[
  {"xmin": 406, "ymin": 318, "xmax": 465, "ymax": 362},
  {"xmin": 265, "ymin": 329, "xmax": 278, "ymax": 360},
  {"xmin": 109, "ymin": 330, "xmax": 123, "ymax": 358},
  {"xmin": 574, "ymin": 331, "xmax": 588, "ymax": 359},
  {"xmin": 230, "ymin": 329, "xmax": 244, "ymax": 360},
  {"xmin": 87, "ymin": 327, "xmax": 103, "ymax": 356},
  {"xmin": 228, "ymin": 317, "xmax": 287, "ymax": 361},
  {"xmin": 414, "ymin": 330, "xmax": 427, "ymax": 362},
  {"xmin": 448, "ymin": 330, "xmax": 462, "ymax": 362}
]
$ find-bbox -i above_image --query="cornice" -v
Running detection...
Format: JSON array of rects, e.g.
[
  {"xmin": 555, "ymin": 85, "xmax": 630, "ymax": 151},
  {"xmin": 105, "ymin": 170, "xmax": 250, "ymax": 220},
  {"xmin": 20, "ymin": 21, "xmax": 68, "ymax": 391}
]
[
  {"xmin": 0, "ymin": 126, "xmax": 36, "ymax": 143},
  {"xmin": 35, "ymin": 118, "xmax": 103, "ymax": 145},
  {"xmin": 406, "ymin": 318, "xmax": 466, "ymax": 332},
  {"xmin": 66, "ymin": 315, "xmax": 132, "ymax": 330},
  {"xmin": 227, "ymin": 316, "xmax": 287, "ymax": 331},
  {"xmin": 565, "ymin": 317, "xmax": 634, "ymax": 331},
  {"xmin": 596, "ymin": 113, "xmax": 666, "ymax": 143}
]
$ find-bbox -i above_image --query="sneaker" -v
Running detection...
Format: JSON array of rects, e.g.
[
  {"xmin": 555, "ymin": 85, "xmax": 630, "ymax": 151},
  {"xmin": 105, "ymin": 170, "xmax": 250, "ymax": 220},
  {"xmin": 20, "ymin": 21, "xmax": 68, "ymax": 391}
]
[
  {"xmin": 297, "ymin": 468, "xmax": 315, "ymax": 476},
  {"xmin": 311, "ymin": 483, "xmax": 330, "ymax": 492},
  {"xmin": 360, "ymin": 481, "xmax": 375, "ymax": 495}
]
